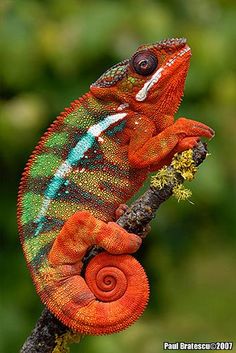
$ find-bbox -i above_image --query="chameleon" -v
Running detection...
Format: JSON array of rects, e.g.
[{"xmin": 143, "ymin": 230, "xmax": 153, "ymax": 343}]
[{"xmin": 17, "ymin": 38, "xmax": 214, "ymax": 335}]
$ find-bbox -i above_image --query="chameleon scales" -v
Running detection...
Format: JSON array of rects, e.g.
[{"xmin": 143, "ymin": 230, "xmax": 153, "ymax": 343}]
[{"xmin": 17, "ymin": 38, "xmax": 214, "ymax": 335}]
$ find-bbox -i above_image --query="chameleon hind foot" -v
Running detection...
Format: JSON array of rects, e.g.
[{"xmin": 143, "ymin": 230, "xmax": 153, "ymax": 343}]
[{"xmin": 48, "ymin": 210, "xmax": 142, "ymax": 267}]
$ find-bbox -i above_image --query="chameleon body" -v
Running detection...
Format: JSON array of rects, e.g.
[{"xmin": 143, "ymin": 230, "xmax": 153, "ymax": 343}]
[{"xmin": 17, "ymin": 38, "xmax": 214, "ymax": 335}]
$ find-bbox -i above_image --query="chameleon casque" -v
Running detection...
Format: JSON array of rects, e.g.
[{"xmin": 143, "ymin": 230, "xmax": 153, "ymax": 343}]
[{"xmin": 17, "ymin": 38, "xmax": 214, "ymax": 335}]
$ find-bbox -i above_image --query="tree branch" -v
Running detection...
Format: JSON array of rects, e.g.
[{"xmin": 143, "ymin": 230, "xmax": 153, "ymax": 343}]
[{"xmin": 20, "ymin": 141, "xmax": 208, "ymax": 353}]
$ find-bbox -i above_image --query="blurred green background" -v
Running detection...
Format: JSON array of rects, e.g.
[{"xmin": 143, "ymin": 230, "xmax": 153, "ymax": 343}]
[{"xmin": 1, "ymin": 0, "xmax": 236, "ymax": 352}]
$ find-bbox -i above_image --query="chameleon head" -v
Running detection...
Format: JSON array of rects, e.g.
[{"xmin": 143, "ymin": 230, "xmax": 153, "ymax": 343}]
[{"xmin": 91, "ymin": 38, "xmax": 191, "ymax": 120}]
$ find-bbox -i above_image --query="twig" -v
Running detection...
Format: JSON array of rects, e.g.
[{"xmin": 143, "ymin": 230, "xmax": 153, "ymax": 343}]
[{"xmin": 20, "ymin": 141, "xmax": 208, "ymax": 353}]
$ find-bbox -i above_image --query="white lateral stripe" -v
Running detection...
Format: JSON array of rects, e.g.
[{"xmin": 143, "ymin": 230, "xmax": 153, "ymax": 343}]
[
  {"xmin": 54, "ymin": 160, "xmax": 72, "ymax": 179},
  {"xmin": 88, "ymin": 112, "xmax": 127, "ymax": 137},
  {"xmin": 136, "ymin": 68, "xmax": 163, "ymax": 101}
]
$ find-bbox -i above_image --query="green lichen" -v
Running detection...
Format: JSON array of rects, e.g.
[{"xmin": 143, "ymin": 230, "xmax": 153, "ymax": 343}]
[
  {"xmin": 52, "ymin": 332, "xmax": 81, "ymax": 353},
  {"xmin": 151, "ymin": 149, "xmax": 198, "ymax": 202},
  {"xmin": 172, "ymin": 184, "xmax": 192, "ymax": 202},
  {"xmin": 171, "ymin": 149, "xmax": 197, "ymax": 181},
  {"xmin": 151, "ymin": 166, "xmax": 177, "ymax": 189}
]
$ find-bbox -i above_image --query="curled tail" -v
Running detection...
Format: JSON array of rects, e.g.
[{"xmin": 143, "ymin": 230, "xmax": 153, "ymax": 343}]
[{"xmin": 37, "ymin": 210, "xmax": 149, "ymax": 335}]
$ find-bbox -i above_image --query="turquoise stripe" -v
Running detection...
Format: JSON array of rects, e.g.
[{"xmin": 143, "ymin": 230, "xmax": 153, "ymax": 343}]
[
  {"xmin": 45, "ymin": 176, "xmax": 65, "ymax": 198},
  {"xmin": 44, "ymin": 133, "xmax": 94, "ymax": 199}
]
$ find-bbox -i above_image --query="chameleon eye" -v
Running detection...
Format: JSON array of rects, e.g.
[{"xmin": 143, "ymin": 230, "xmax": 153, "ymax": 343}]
[{"xmin": 131, "ymin": 51, "xmax": 158, "ymax": 76}]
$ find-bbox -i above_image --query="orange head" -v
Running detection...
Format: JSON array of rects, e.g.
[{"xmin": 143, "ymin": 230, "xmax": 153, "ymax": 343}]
[{"xmin": 90, "ymin": 38, "xmax": 191, "ymax": 123}]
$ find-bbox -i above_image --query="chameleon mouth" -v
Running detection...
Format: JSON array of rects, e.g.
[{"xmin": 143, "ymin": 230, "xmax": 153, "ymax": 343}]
[{"xmin": 135, "ymin": 46, "xmax": 191, "ymax": 102}]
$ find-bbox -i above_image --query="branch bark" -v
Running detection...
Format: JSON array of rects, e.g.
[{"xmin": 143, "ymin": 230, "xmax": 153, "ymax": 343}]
[{"xmin": 20, "ymin": 141, "xmax": 208, "ymax": 353}]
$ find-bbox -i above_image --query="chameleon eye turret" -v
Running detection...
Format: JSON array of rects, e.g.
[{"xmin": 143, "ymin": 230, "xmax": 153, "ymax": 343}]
[{"xmin": 131, "ymin": 51, "xmax": 158, "ymax": 76}]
